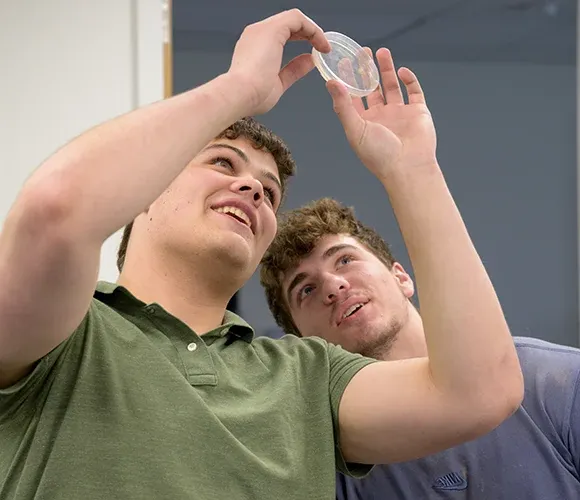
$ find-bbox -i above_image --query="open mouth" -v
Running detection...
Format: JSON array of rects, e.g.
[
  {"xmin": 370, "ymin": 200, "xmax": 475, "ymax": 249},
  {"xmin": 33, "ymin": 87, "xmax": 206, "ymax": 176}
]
[
  {"xmin": 338, "ymin": 302, "xmax": 367, "ymax": 325},
  {"xmin": 213, "ymin": 206, "xmax": 252, "ymax": 231}
]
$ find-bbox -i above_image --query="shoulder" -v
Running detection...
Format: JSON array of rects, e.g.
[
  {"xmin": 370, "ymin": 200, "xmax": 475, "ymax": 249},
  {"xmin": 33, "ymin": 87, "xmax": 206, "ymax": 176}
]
[
  {"xmin": 251, "ymin": 334, "xmax": 333, "ymax": 363},
  {"xmin": 252, "ymin": 334, "xmax": 371, "ymax": 360},
  {"xmin": 515, "ymin": 336, "xmax": 580, "ymax": 376},
  {"xmin": 251, "ymin": 335, "xmax": 373, "ymax": 378},
  {"xmin": 253, "ymin": 332, "xmax": 328, "ymax": 349},
  {"xmin": 515, "ymin": 337, "xmax": 580, "ymax": 421},
  {"xmin": 0, "ymin": 296, "xmax": 114, "ymax": 413}
]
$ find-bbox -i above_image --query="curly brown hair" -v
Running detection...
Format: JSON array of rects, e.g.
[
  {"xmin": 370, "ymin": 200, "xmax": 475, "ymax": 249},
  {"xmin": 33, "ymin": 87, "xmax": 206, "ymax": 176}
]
[
  {"xmin": 260, "ymin": 197, "xmax": 397, "ymax": 336},
  {"xmin": 116, "ymin": 117, "xmax": 296, "ymax": 272}
]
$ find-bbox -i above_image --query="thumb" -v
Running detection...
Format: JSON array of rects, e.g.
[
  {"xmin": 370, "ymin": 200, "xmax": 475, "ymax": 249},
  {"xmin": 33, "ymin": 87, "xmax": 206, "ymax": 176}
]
[{"xmin": 326, "ymin": 80, "xmax": 364, "ymax": 139}]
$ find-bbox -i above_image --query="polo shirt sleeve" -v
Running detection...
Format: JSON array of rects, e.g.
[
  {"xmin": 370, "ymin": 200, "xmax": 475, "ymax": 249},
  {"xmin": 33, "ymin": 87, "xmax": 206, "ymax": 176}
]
[
  {"xmin": 327, "ymin": 342, "xmax": 376, "ymax": 477},
  {"xmin": 0, "ymin": 309, "xmax": 89, "ymax": 417}
]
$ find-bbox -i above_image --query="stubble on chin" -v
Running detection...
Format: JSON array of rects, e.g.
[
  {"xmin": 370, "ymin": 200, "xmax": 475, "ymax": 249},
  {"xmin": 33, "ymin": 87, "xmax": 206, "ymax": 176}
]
[{"xmin": 356, "ymin": 319, "xmax": 404, "ymax": 361}]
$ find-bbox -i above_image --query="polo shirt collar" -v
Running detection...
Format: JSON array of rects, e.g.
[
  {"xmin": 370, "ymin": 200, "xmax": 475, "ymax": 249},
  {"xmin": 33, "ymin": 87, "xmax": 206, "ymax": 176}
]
[{"xmin": 94, "ymin": 281, "xmax": 254, "ymax": 343}]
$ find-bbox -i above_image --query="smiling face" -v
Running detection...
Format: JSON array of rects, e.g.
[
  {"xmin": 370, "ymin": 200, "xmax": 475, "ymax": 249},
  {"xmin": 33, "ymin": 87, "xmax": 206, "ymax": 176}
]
[
  {"xmin": 132, "ymin": 137, "xmax": 283, "ymax": 284},
  {"xmin": 282, "ymin": 234, "xmax": 416, "ymax": 356}
]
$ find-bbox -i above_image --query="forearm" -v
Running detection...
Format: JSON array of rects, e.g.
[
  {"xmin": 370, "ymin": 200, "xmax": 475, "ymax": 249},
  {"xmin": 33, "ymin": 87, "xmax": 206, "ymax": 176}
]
[
  {"xmin": 384, "ymin": 163, "xmax": 522, "ymax": 404},
  {"xmin": 23, "ymin": 73, "xmax": 251, "ymax": 242}
]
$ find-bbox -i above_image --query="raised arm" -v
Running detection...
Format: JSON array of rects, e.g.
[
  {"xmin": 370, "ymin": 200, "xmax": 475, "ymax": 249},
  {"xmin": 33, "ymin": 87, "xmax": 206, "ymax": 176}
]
[
  {"xmin": 0, "ymin": 9, "xmax": 329, "ymax": 388},
  {"xmin": 330, "ymin": 48, "xmax": 523, "ymax": 463}
]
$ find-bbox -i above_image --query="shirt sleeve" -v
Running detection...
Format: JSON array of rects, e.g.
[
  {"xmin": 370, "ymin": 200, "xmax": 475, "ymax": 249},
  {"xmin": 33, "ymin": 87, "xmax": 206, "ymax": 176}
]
[
  {"xmin": 565, "ymin": 368, "xmax": 580, "ymax": 475},
  {"xmin": 327, "ymin": 341, "xmax": 376, "ymax": 477},
  {"xmin": 516, "ymin": 338, "xmax": 580, "ymax": 477},
  {"xmin": 0, "ymin": 310, "xmax": 89, "ymax": 419}
]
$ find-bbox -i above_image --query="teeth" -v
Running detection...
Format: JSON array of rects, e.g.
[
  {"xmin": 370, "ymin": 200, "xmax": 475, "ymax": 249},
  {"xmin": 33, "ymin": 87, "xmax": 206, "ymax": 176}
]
[
  {"xmin": 343, "ymin": 303, "xmax": 364, "ymax": 319},
  {"xmin": 214, "ymin": 206, "xmax": 251, "ymax": 227}
]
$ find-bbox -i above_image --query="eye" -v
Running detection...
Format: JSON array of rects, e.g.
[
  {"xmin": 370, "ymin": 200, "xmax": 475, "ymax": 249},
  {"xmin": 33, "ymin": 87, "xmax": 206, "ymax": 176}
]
[
  {"xmin": 264, "ymin": 187, "xmax": 277, "ymax": 205},
  {"xmin": 211, "ymin": 156, "xmax": 234, "ymax": 170},
  {"xmin": 338, "ymin": 254, "xmax": 354, "ymax": 267},
  {"xmin": 299, "ymin": 284, "xmax": 315, "ymax": 302}
]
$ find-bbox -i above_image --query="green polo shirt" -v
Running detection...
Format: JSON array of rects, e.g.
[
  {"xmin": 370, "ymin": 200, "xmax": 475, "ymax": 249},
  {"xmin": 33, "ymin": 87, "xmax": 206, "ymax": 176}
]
[{"xmin": 0, "ymin": 282, "xmax": 375, "ymax": 499}]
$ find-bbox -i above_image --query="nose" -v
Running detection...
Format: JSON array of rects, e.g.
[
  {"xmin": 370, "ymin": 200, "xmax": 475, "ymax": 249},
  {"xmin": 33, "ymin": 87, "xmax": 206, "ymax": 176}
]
[
  {"xmin": 322, "ymin": 274, "xmax": 350, "ymax": 305},
  {"xmin": 230, "ymin": 176, "xmax": 264, "ymax": 207}
]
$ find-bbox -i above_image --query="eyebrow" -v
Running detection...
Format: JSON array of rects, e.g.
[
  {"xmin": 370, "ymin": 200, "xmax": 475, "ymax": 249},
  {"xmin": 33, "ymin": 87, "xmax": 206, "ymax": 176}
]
[
  {"xmin": 322, "ymin": 243, "xmax": 358, "ymax": 260},
  {"xmin": 285, "ymin": 243, "xmax": 359, "ymax": 304},
  {"xmin": 203, "ymin": 143, "xmax": 282, "ymax": 194}
]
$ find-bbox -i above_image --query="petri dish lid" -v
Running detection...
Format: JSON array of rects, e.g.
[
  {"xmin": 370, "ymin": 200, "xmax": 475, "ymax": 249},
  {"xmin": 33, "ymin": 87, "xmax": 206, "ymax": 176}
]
[{"xmin": 312, "ymin": 31, "xmax": 380, "ymax": 98}]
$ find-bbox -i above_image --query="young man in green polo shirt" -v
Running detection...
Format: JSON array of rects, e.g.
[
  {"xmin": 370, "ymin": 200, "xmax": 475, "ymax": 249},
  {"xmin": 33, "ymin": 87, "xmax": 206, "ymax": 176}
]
[{"xmin": 0, "ymin": 9, "xmax": 522, "ymax": 500}]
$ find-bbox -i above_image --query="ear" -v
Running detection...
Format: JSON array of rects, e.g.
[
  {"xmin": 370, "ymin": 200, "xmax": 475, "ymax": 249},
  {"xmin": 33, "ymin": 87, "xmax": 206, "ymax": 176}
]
[{"xmin": 391, "ymin": 262, "xmax": 415, "ymax": 299}]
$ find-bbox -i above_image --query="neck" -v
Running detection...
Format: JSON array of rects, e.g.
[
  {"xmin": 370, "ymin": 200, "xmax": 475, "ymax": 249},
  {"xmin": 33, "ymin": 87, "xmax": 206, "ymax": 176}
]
[
  {"xmin": 119, "ymin": 249, "xmax": 241, "ymax": 335},
  {"xmin": 377, "ymin": 307, "xmax": 428, "ymax": 362}
]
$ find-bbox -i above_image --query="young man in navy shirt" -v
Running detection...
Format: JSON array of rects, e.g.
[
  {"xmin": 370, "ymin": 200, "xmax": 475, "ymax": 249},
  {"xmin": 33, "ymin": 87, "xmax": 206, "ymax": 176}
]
[{"xmin": 263, "ymin": 196, "xmax": 580, "ymax": 499}]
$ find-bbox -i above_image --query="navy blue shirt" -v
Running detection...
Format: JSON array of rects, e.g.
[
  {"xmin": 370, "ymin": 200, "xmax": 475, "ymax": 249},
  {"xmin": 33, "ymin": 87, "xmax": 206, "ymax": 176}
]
[{"xmin": 337, "ymin": 337, "xmax": 580, "ymax": 499}]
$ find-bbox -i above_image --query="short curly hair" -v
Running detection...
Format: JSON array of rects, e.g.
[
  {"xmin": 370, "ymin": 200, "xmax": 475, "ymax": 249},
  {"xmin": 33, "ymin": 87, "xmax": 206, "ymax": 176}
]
[
  {"xmin": 117, "ymin": 117, "xmax": 296, "ymax": 272},
  {"xmin": 260, "ymin": 198, "xmax": 396, "ymax": 336}
]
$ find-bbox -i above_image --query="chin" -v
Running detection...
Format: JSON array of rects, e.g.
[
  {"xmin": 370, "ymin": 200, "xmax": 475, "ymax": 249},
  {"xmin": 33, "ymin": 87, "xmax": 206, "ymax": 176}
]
[
  {"xmin": 173, "ymin": 230, "xmax": 251, "ymax": 271},
  {"xmin": 215, "ymin": 241, "xmax": 253, "ymax": 268},
  {"xmin": 359, "ymin": 326, "xmax": 400, "ymax": 359}
]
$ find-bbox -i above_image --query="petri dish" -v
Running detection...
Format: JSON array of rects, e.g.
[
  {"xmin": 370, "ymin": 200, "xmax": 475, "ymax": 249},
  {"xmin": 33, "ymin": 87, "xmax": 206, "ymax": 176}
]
[{"xmin": 312, "ymin": 31, "xmax": 380, "ymax": 98}]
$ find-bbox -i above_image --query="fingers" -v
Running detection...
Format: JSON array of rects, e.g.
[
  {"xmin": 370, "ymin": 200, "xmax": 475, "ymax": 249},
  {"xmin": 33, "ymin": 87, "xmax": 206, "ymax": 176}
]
[
  {"xmin": 351, "ymin": 94, "xmax": 365, "ymax": 115},
  {"xmin": 367, "ymin": 47, "xmax": 425, "ymax": 105},
  {"xmin": 327, "ymin": 80, "xmax": 365, "ymax": 138},
  {"xmin": 279, "ymin": 54, "xmax": 315, "ymax": 93},
  {"xmin": 398, "ymin": 67, "xmax": 426, "ymax": 104},
  {"xmin": 229, "ymin": 10, "xmax": 330, "ymax": 115},
  {"xmin": 376, "ymin": 48, "xmax": 404, "ymax": 105},
  {"xmin": 363, "ymin": 47, "xmax": 385, "ymax": 108},
  {"xmin": 266, "ymin": 9, "xmax": 330, "ymax": 53},
  {"xmin": 337, "ymin": 57, "xmax": 358, "ymax": 89},
  {"xmin": 336, "ymin": 57, "xmax": 365, "ymax": 114}
]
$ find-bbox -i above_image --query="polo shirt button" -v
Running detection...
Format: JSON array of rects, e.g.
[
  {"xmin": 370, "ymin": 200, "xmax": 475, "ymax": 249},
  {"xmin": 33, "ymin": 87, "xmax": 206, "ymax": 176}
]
[
  {"xmin": 146, "ymin": 306, "xmax": 155, "ymax": 314},
  {"xmin": 187, "ymin": 342, "xmax": 197, "ymax": 352}
]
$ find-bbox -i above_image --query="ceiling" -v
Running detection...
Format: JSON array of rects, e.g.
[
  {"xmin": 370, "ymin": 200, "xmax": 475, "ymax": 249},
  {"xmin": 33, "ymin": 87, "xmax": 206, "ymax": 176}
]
[{"xmin": 173, "ymin": 0, "xmax": 576, "ymax": 65}]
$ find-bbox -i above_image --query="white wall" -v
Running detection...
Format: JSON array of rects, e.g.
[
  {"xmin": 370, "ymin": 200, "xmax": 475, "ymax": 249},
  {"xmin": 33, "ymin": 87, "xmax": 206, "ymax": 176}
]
[
  {"xmin": 175, "ymin": 49, "xmax": 577, "ymax": 345},
  {"xmin": 0, "ymin": 0, "xmax": 164, "ymax": 282}
]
